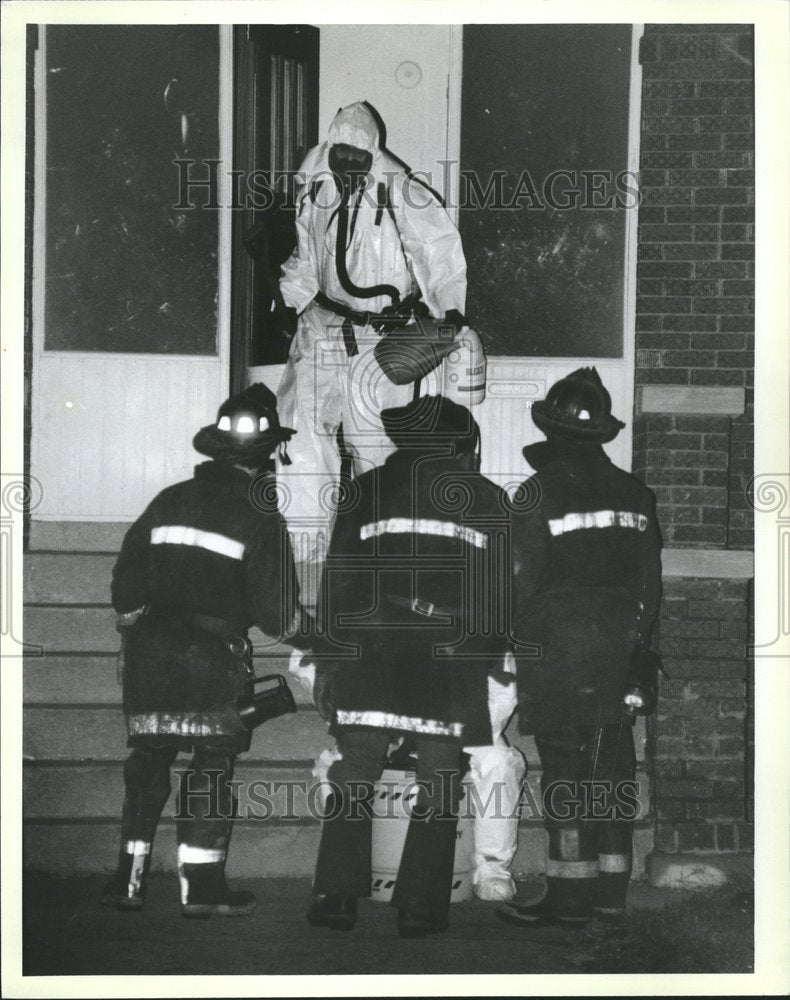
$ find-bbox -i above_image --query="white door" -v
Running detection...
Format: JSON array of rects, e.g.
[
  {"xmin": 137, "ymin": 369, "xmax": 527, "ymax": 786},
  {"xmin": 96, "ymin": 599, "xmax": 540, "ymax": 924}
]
[{"xmin": 30, "ymin": 26, "xmax": 233, "ymax": 527}]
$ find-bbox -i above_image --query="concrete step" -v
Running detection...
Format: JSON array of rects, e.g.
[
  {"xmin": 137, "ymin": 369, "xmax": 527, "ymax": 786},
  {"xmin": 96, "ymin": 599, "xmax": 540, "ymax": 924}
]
[
  {"xmin": 24, "ymin": 605, "xmax": 293, "ymax": 656},
  {"xmin": 23, "ymin": 817, "xmax": 653, "ymax": 879},
  {"xmin": 28, "ymin": 521, "xmax": 128, "ymax": 553},
  {"xmin": 25, "ymin": 553, "xmax": 117, "ymax": 604},
  {"xmin": 24, "ymin": 758, "xmax": 650, "ymax": 822},
  {"xmin": 23, "ymin": 706, "xmax": 333, "ymax": 762},
  {"xmin": 24, "ymin": 762, "xmax": 316, "ymax": 820},
  {"xmin": 23, "ymin": 654, "xmax": 312, "ymax": 706}
]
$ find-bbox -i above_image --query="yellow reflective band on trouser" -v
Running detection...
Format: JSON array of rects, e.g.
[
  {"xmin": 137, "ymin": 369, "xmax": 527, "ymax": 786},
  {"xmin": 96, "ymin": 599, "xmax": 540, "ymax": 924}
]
[
  {"xmin": 177, "ymin": 845, "xmax": 226, "ymax": 865},
  {"xmin": 546, "ymin": 859, "xmax": 599, "ymax": 879},
  {"xmin": 599, "ymin": 853, "xmax": 630, "ymax": 873},
  {"xmin": 124, "ymin": 840, "xmax": 151, "ymax": 855}
]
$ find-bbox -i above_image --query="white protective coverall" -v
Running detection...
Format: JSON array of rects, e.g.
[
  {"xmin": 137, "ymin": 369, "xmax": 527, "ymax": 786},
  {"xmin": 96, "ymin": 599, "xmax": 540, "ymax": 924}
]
[
  {"xmin": 290, "ymin": 651, "xmax": 526, "ymax": 902},
  {"xmin": 277, "ymin": 102, "xmax": 467, "ymax": 567}
]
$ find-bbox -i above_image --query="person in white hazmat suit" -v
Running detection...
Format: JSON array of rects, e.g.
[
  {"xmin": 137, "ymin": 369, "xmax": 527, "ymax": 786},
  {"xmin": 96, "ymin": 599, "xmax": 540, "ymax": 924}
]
[
  {"xmin": 289, "ymin": 650, "xmax": 526, "ymax": 902},
  {"xmin": 276, "ymin": 101, "xmax": 468, "ymax": 570}
]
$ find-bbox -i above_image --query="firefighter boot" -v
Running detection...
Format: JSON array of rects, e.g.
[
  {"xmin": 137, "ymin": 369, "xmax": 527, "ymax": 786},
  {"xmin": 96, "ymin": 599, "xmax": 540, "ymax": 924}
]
[
  {"xmin": 180, "ymin": 858, "xmax": 256, "ymax": 918},
  {"xmin": 100, "ymin": 841, "xmax": 151, "ymax": 911},
  {"xmin": 594, "ymin": 821, "xmax": 633, "ymax": 921},
  {"xmin": 497, "ymin": 828, "xmax": 597, "ymax": 929}
]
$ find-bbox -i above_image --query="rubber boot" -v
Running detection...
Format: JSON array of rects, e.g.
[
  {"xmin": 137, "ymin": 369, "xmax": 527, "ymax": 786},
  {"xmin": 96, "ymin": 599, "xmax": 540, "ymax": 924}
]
[
  {"xmin": 100, "ymin": 841, "xmax": 151, "ymax": 911},
  {"xmin": 180, "ymin": 859, "xmax": 256, "ymax": 918}
]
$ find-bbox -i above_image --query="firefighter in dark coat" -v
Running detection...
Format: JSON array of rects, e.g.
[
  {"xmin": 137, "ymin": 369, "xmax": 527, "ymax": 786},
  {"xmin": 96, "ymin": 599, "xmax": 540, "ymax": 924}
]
[
  {"xmin": 101, "ymin": 384, "xmax": 309, "ymax": 917},
  {"xmin": 499, "ymin": 368, "xmax": 662, "ymax": 928},
  {"xmin": 305, "ymin": 395, "xmax": 512, "ymax": 938}
]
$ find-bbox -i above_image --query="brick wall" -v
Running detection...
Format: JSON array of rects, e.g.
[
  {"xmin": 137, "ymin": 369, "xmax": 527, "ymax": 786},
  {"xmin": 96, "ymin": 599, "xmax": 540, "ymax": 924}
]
[
  {"xmin": 635, "ymin": 24, "xmax": 754, "ymax": 548},
  {"xmin": 652, "ymin": 578, "xmax": 752, "ymax": 853},
  {"xmin": 635, "ymin": 25, "xmax": 755, "ymax": 857}
]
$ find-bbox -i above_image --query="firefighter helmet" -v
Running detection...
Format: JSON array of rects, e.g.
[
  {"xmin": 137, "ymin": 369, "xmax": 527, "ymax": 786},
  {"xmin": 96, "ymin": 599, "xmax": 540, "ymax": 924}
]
[
  {"xmin": 530, "ymin": 367, "xmax": 625, "ymax": 444},
  {"xmin": 193, "ymin": 383, "xmax": 295, "ymax": 464}
]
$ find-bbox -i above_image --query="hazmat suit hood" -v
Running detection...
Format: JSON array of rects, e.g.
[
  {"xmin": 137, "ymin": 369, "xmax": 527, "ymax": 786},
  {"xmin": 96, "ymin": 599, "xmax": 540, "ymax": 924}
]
[
  {"xmin": 327, "ymin": 102, "xmax": 380, "ymax": 156},
  {"xmin": 298, "ymin": 102, "xmax": 382, "ymax": 179}
]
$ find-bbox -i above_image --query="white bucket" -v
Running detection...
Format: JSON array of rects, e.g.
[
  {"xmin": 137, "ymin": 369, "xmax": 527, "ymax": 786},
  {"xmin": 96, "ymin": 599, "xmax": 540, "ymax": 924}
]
[{"xmin": 370, "ymin": 768, "xmax": 474, "ymax": 903}]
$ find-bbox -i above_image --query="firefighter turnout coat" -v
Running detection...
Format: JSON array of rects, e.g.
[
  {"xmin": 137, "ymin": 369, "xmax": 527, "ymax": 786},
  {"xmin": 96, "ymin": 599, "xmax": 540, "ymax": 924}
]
[
  {"xmin": 112, "ymin": 461, "xmax": 303, "ymax": 749},
  {"xmin": 316, "ymin": 448, "xmax": 512, "ymax": 747},
  {"xmin": 510, "ymin": 439, "xmax": 663, "ymax": 734}
]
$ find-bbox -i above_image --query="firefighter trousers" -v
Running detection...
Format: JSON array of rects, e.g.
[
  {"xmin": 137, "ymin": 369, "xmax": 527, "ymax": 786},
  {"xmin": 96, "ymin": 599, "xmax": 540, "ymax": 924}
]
[
  {"xmin": 313, "ymin": 730, "xmax": 463, "ymax": 919},
  {"xmin": 118, "ymin": 743, "xmax": 239, "ymax": 867},
  {"xmin": 535, "ymin": 721, "xmax": 637, "ymax": 918}
]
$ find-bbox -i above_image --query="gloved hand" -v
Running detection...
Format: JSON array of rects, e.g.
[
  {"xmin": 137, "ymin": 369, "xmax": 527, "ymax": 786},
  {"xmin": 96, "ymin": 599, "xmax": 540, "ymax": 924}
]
[
  {"xmin": 371, "ymin": 303, "xmax": 409, "ymax": 332},
  {"xmin": 274, "ymin": 306, "xmax": 298, "ymax": 338},
  {"xmin": 442, "ymin": 309, "xmax": 468, "ymax": 332}
]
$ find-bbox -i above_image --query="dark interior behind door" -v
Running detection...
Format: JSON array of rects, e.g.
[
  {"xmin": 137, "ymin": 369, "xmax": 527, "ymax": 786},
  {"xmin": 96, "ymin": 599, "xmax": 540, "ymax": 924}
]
[{"xmin": 231, "ymin": 25, "xmax": 319, "ymax": 389}]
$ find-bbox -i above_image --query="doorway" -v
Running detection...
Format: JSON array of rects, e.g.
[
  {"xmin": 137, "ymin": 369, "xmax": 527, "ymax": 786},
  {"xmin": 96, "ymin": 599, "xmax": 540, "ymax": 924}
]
[{"xmin": 230, "ymin": 24, "xmax": 319, "ymax": 392}]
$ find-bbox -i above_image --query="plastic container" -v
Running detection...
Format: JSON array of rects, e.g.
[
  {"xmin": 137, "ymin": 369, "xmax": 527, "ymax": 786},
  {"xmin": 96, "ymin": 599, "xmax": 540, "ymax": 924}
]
[
  {"xmin": 442, "ymin": 326, "xmax": 486, "ymax": 406},
  {"xmin": 370, "ymin": 767, "xmax": 474, "ymax": 903}
]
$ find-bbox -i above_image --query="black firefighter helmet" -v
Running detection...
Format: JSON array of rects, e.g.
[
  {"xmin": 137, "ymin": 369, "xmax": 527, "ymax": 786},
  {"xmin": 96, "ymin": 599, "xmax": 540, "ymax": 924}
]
[
  {"xmin": 193, "ymin": 383, "xmax": 295, "ymax": 466},
  {"xmin": 381, "ymin": 393, "xmax": 480, "ymax": 454},
  {"xmin": 530, "ymin": 367, "xmax": 626, "ymax": 444}
]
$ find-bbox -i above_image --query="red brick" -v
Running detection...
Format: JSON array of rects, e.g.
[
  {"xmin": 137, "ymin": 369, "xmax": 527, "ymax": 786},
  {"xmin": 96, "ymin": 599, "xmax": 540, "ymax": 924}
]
[
  {"xmin": 668, "ymin": 133, "xmax": 722, "ymax": 151},
  {"xmin": 715, "ymin": 824, "xmax": 736, "ymax": 850},
  {"xmin": 721, "ymin": 224, "xmax": 752, "ymax": 241},
  {"xmin": 686, "ymin": 759, "xmax": 743, "ymax": 781},
  {"xmin": 702, "ymin": 469, "xmax": 729, "ymax": 488},
  {"xmin": 712, "ymin": 780, "xmax": 742, "ymax": 800},
  {"xmin": 690, "ymin": 369, "xmax": 746, "ymax": 386},
  {"xmin": 637, "ymin": 333, "xmax": 691, "ymax": 350},
  {"xmin": 656, "ymin": 778, "xmax": 713, "ymax": 799},
  {"xmin": 721, "ymin": 242, "xmax": 754, "ymax": 259},
  {"xmin": 695, "ymin": 296, "xmax": 753, "ymax": 315},
  {"xmin": 677, "ymin": 823, "xmax": 715, "ymax": 851},
  {"xmin": 720, "ymin": 314, "xmax": 754, "ymax": 331},
  {"xmin": 695, "ymin": 150, "xmax": 751, "ymax": 168},
  {"xmin": 639, "ymin": 296, "xmax": 692, "ymax": 314},
  {"xmin": 735, "ymin": 823, "xmax": 753, "ymax": 850},
  {"xmin": 686, "ymin": 638, "xmax": 745, "ymax": 658},
  {"xmin": 698, "ymin": 81, "xmax": 753, "ymax": 98},
  {"xmin": 665, "ymin": 206, "xmax": 721, "ymax": 223},
  {"xmin": 671, "ymin": 99, "xmax": 724, "ymax": 116},
  {"xmin": 721, "ymin": 206, "xmax": 753, "ymax": 222},
  {"xmin": 660, "ymin": 619, "xmax": 720, "ymax": 640},
  {"xmin": 642, "ymin": 188, "xmax": 694, "ymax": 206},
  {"xmin": 661, "ymin": 314, "xmax": 718, "ymax": 331},
  {"xmin": 662, "ymin": 658, "xmax": 719, "ymax": 680},
  {"xmin": 694, "ymin": 260, "xmax": 746, "ymax": 278},
  {"xmin": 658, "ymin": 801, "xmax": 687, "ymax": 821},
  {"xmin": 694, "ymin": 187, "xmax": 749, "ymax": 205},
  {"xmin": 663, "ymin": 242, "xmax": 719, "ymax": 259},
  {"xmin": 655, "ymin": 826, "xmax": 678, "ymax": 852},
  {"xmin": 638, "ymin": 260, "xmax": 693, "ymax": 278},
  {"xmin": 728, "ymin": 132, "xmax": 754, "ymax": 149},
  {"xmin": 654, "ymin": 759, "xmax": 684, "ymax": 778},
  {"xmin": 717, "ymin": 737, "xmax": 745, "ymax": 757}
]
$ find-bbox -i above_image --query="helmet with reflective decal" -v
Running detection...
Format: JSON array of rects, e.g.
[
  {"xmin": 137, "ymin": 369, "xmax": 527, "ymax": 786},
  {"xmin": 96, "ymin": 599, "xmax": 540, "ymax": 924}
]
[
  {"xmin": 530, "ymin": 367, "xmax": 625, "ymax": 443},
  {"xmin": 193, "ymin": 383, "xmax": 295, "ymax": 464}
]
